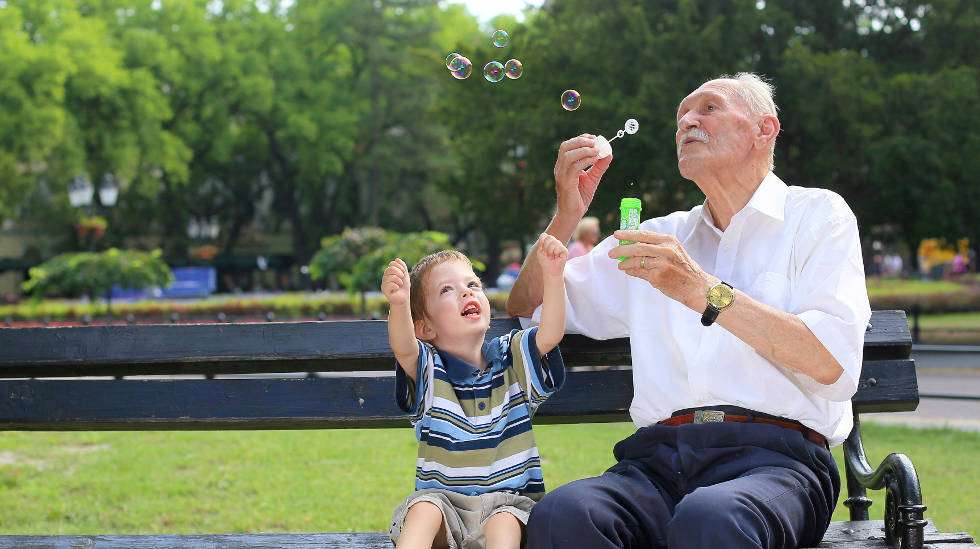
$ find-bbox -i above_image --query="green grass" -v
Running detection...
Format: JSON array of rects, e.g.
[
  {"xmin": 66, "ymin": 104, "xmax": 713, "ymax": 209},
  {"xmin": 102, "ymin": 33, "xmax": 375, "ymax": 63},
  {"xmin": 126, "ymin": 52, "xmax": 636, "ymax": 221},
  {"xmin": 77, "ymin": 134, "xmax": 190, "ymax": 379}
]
[
  {"xmin": 0, "ymin": 423, "xmax": 976, "ymax": 537},
  {"xmin": 918, "ymin": 312, "xmax": 980, "ymax": 329},
  {"xmin": 867, "ymin": 278, "xmax": 966, "ymax": 297}
]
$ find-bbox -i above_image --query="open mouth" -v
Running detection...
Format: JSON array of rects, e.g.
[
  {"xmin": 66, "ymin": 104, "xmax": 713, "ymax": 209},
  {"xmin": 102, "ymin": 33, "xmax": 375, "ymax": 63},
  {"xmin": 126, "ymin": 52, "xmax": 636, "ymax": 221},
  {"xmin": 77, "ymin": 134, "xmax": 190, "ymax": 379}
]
[{"xmin": 461, "ymin": 302, "xmax": 481, "ymax": 318}]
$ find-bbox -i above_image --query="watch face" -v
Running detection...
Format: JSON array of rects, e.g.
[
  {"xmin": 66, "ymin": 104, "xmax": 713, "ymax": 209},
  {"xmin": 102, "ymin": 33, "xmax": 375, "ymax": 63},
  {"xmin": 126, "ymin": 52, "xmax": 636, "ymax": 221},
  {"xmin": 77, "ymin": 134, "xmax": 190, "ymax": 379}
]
[{"xmin": 707, "ymin": 284, "xmax": 735, "ymax": 308}]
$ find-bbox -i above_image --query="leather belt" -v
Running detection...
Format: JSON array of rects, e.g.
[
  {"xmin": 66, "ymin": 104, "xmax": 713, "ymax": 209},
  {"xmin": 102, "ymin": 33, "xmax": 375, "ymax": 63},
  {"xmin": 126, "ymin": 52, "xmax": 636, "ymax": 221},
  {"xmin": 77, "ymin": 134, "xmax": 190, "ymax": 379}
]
[{"xmin": 657, "ymin": 406, "xmax": 828, "ymax": 448}]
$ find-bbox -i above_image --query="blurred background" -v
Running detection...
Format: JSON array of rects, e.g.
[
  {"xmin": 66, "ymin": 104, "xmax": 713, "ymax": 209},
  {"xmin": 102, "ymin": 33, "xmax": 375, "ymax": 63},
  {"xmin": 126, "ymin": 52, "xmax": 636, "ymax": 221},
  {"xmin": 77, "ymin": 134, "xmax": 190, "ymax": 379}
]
[{"xmin": 0, "ymin": 0, "xmax": 977, "ymax": 338}]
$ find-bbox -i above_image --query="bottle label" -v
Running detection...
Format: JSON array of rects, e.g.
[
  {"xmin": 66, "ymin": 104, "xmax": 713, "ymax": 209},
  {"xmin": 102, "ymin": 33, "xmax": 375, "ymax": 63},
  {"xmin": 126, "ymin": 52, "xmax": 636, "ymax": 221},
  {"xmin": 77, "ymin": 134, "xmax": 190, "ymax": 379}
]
[
  {"xmin": 618, "ymin": 207, "xmax": 641, "ymax": 261},
  {"xmin": 622, "ymin": 208, "xmax": 640, "ymax": 231}
]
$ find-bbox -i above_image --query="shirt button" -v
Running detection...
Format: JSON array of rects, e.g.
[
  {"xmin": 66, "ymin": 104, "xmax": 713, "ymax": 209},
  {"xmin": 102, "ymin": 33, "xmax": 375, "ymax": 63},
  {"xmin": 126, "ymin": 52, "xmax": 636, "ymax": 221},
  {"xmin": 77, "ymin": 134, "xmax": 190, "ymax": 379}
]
[{"xmin": 478, "ymin": 402, "xmax": 486, "ymax": 410}]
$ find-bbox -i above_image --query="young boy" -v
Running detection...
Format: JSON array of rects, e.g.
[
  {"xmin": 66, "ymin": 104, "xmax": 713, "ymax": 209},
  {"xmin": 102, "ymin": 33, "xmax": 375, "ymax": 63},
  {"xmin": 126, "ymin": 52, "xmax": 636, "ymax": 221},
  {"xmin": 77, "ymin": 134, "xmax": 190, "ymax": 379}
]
[{"xmin": 381, "ymin": 233, "xmax": 568, "ymax": 549}]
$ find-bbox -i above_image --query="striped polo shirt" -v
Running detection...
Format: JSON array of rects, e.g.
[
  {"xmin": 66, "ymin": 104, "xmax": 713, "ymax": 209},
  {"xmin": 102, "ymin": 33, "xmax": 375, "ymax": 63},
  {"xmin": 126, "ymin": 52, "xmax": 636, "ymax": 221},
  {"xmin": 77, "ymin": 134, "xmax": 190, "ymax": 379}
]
[{"xmin": 395, "ymin": 327, "xmax": 565, "ymax": 500}]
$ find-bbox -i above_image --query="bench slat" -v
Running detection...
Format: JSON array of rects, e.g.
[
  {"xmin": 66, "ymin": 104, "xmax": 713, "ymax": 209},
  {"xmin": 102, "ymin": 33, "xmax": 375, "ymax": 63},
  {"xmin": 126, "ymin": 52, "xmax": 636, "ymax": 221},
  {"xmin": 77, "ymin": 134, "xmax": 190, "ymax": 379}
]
[
  {"xmin": 0, "ymin": 360, "xmax": 915, "ymax": 430},
  {"xmin": 0, "ymin": 310, "xmax": 910, "ymax": 378}
]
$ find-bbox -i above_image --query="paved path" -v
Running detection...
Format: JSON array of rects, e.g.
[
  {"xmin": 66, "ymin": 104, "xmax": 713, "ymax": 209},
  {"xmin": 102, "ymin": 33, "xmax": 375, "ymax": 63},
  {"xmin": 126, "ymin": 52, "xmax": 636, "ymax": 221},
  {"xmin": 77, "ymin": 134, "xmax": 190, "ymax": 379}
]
[{"xmin": 866, "ymin": 369, "xmax": 980, "ymax": 431}]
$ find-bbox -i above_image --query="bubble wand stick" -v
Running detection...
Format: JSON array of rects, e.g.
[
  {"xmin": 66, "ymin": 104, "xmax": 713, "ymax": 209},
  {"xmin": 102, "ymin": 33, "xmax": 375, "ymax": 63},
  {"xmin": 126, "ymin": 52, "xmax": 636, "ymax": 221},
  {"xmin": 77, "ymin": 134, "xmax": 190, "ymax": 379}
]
[{"xmin": 596, "ymin": 118, "xmax": 639, "ymax": 159}]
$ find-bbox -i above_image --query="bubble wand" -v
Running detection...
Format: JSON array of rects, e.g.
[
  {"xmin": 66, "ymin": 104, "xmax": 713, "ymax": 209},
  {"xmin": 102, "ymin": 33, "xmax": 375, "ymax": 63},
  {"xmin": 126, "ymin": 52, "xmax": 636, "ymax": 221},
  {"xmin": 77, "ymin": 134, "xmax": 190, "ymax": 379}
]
[{"xmin": 596, "ymin": 118, "xmax": 639, "ymax": 159}]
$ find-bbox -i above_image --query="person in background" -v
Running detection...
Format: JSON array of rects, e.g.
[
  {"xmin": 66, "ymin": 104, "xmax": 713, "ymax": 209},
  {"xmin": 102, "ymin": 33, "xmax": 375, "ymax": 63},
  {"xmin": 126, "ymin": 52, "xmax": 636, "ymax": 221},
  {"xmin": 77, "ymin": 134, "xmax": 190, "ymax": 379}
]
[{"xmin": 567, "ymin": 216, "xmax": 601, "ymax": 260}]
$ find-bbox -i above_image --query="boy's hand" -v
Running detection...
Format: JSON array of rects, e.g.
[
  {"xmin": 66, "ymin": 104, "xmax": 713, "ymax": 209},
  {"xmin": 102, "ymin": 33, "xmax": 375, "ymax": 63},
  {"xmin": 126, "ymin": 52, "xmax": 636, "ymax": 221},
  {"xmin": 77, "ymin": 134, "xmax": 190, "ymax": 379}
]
[
  {"xmin": 536, "ymin": 233, "xmax": 568, "ymax": 277},
  {"xmin": 381, "ymin": 258, "xmax": 411, "ymax": 307}
]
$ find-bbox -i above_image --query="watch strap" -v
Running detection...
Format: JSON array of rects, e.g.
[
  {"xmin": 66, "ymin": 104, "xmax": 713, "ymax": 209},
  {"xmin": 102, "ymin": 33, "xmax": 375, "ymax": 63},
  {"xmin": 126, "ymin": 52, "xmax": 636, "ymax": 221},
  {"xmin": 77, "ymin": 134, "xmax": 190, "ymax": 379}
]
[
  {"xmin": 700, "ymin": 281, "xmax": 733, "ymax": 327},
  {"xmin": 701, "ymin": 304, "xmax": 721, "ymax": 326}
]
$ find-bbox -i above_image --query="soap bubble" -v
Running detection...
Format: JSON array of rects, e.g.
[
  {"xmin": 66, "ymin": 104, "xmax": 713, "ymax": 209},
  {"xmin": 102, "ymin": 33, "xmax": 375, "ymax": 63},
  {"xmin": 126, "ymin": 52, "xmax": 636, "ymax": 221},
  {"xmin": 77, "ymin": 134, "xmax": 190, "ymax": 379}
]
[
  {"xmin": 491, "ymin": 29, "xmax": 509, "ymax": 47},
  {"xmin": 483, "ymin": 60, "xmax": 505, "ymax": 83},
  {"xmin": 451, "ymin": 56, "xmax": 473, "ymax": 79},
  {"xmin": 625, "ymin": 118, "xmax": 639, "ymax": 134},
  {"xmin": 445, "ymin": 52, "xmax": 464, "ymax": 71},
  {"xmin": 561, "ymin": 90, "xmax": 582, "ymax": 111},
  {"xmin": 504, "ymin": 59, "xmax": 523, "ymax": 79}
]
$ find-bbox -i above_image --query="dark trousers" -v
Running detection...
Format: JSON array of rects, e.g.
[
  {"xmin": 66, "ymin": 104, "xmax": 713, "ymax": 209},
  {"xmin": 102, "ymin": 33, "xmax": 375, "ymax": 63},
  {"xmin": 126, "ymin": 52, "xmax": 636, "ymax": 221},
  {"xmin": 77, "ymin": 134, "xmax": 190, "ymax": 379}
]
[{"xmin": 527, "ymin": 421, "xmax": 839, "ymax": 549}]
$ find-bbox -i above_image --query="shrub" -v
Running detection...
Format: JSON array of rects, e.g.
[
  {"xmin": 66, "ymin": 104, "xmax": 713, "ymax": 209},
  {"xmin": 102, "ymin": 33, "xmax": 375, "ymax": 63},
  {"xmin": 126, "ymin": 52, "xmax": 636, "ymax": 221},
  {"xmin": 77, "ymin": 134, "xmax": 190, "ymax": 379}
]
[{"xmin": 22, "ymin": 249, "xmax": 173, "ymax": 305}]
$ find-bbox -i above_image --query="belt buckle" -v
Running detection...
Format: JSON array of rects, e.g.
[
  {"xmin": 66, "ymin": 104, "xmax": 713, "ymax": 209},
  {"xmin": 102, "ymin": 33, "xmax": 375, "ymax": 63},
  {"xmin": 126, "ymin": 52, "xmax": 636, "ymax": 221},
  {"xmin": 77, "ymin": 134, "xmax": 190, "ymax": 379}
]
[{"xmin": 694, "ymin": 410, "xmax": 725, "ymax": 424}]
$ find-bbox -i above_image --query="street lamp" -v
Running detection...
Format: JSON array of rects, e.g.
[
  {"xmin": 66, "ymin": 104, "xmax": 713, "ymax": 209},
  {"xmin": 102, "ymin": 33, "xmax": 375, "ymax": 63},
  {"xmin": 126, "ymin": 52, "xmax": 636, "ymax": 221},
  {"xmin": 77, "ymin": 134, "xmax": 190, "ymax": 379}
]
[
  {"xmin": 68, "ymin": 173, "xmax": 118, "ymax": 251},
  {"xmin": 187, "ymin": 217, "xmax": 219, "ymax": 240},
  {"xmin": 99, "ymin": 173, "xmax": 119, "ymax": 207},
  {"xmin": 68, "ymin": 175, "xmax": 94, "ymax": 208}
]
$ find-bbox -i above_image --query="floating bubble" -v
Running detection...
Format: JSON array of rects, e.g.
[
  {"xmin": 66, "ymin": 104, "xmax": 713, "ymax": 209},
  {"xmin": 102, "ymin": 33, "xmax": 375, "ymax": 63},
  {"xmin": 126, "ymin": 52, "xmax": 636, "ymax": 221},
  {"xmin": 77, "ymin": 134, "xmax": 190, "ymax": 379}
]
[
  {"xmin": 491, "ymin": 29, "xmax": 509, "ymax": 48},
  {"xmin": 451, "ymin": 56, "xmax": 473, "ymax": 79},
  {"xmin": 561, "ymin": 89, "xmax": 581, "ymax": 111},
  {"xmin": 504, "ymin": 59, "xmax": 523, "ymax": 79},
  {"xmin": 445, "ymin": 52, "xmax": 464, "ymax": 71},
  {"xmin": 483, "ymin": 60, "xmax": 505, "ymax": 83}
]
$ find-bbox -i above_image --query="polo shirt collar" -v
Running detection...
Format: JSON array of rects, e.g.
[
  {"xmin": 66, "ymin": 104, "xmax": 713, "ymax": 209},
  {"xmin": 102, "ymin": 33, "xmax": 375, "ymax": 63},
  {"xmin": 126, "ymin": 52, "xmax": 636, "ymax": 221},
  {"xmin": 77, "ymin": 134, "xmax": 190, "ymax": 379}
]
[{"xmin": 438, "ymin": 338, "xmax": 503, "ymax": 382}]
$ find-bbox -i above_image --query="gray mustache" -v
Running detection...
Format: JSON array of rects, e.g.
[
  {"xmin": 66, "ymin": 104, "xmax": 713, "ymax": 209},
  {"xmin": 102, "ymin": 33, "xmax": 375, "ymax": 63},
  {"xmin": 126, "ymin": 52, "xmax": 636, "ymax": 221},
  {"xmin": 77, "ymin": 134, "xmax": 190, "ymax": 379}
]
[{"xmin": 681, "ymin": 128, "xmax": 709, "ymax": 143}]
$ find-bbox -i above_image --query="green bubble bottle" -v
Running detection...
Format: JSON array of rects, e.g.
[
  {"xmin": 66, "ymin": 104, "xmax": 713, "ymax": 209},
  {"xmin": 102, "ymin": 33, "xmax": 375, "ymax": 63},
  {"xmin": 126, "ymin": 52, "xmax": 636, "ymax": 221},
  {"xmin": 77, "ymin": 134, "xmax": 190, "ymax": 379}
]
[{"xmin": 619, "ymin": 197, "xmax": 642, "ymax": 262}]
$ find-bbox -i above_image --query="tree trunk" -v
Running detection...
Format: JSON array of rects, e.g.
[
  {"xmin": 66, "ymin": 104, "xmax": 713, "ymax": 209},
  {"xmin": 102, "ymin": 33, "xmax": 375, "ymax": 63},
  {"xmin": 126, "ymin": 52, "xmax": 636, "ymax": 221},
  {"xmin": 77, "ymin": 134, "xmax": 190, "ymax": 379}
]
[{"xmin": 485, "ymin": 236, "xmax": 501, "ymax": 291}]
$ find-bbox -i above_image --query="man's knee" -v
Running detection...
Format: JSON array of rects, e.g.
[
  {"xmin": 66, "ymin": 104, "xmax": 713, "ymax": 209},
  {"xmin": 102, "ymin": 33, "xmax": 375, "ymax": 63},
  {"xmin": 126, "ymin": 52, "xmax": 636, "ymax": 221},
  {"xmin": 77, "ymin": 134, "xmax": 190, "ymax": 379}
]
[
  {"xmin": 668, "ymin": 489, "xmax": 766, "ymax": 547},
  {"xmin": 528, "ymin": 481, "xmax": 592, "ymax": 531},
  {"xmin": 527, "ymin": 480, "xmax": 610, "ymax": 547}
]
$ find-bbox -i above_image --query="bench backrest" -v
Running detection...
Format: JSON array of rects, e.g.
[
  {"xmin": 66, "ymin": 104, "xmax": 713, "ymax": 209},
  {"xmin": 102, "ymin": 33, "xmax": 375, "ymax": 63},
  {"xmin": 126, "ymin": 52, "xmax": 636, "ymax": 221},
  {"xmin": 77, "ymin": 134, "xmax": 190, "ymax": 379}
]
[{"xmin": 0, "ymin": 310, "xmax": 916, "ymax": 430}]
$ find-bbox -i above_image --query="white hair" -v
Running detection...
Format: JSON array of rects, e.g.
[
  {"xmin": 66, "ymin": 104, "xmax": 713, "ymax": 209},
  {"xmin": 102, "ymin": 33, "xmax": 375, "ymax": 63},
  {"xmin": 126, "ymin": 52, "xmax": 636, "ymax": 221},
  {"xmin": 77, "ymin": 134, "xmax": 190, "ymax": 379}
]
[{"xmin": 708, "ymin": 72, "xmax": 779, "ymax": 170}]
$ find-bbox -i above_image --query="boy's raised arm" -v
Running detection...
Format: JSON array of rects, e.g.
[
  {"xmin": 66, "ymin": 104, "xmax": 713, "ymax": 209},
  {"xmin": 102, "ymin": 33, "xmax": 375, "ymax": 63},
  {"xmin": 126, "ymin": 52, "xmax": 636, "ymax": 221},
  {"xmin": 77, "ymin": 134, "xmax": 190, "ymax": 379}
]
[
  {"xmin": 533, "ymin": 234, "xmax": 568, "ymax": 356},
  {"xmin": 381, "ymin": 258, "xmax": 421, "ymax": 380}
]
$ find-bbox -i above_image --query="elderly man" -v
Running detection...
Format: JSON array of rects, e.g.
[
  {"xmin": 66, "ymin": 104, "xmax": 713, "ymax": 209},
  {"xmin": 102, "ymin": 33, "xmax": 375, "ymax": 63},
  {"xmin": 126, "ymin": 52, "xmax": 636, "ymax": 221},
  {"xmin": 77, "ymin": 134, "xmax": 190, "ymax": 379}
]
[{"xmin": 508, "ymin": 73, "xmax": 870, "ymax": 548}]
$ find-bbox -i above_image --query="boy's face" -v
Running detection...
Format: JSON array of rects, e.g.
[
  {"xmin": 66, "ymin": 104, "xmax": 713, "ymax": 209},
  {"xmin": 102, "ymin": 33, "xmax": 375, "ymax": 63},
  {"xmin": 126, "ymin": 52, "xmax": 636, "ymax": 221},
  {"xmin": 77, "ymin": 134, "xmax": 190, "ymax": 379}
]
[{"xmin": 415, "ymin": 260, "xmax": 491, "ymax": 344}]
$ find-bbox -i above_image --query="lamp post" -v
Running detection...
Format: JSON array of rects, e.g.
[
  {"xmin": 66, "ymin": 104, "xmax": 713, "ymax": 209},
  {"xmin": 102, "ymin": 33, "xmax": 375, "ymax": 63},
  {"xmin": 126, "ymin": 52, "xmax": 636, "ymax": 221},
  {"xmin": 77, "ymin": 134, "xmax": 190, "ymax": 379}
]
[
  {"xmin": 67, "ymin": 175, "xmax": 93, "ymax": 209},
  {"xmin": 68, "ymin": 173, "xmax": 118, "ymax": 250},
  {"xmin": 99, "ymin": 173, "xmax": 119, "ymax": 208}
]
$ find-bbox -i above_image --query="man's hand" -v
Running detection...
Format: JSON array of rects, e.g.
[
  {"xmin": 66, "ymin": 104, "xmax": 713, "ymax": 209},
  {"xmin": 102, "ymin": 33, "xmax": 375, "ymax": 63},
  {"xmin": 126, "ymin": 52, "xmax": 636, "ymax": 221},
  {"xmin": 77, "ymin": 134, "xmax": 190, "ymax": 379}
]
[
  {"xmin": 536, "ymin": 233, "xmax": 568, "ymax": 277},
  {"xmin": 554, "ymin": 134, "xmax": 613, "ymax": 220},
  {"xmin": 609, "ymin": 230, "xmax": 715, "ymax": 312},
  {"xmin": 381, "ymin": 258, "xmax": 411, "ymax": 307}
]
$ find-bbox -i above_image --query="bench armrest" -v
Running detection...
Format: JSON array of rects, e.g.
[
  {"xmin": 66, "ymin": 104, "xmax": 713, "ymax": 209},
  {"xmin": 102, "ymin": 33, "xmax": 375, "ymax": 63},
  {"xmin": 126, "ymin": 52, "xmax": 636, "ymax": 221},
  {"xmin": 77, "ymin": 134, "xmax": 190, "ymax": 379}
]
[{"xmin": 842, "ymin": 413, "xmax": 928, "ymax": 549}]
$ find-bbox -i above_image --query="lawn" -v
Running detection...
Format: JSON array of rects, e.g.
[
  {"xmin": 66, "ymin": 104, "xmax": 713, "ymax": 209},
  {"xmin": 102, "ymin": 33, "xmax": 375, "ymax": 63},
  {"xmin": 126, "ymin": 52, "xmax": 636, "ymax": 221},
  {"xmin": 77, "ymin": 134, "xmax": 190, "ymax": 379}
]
[
  {"xmin": 0, "ymin": 423, "xmax": 976, "ymax": 538},
  {"xmin": 918, "ymin": 312, "xmax": 980, "ymax": 329},
  {"xmin": 866, "ymin": 278, "xmax": 967, "ymax": 297}
]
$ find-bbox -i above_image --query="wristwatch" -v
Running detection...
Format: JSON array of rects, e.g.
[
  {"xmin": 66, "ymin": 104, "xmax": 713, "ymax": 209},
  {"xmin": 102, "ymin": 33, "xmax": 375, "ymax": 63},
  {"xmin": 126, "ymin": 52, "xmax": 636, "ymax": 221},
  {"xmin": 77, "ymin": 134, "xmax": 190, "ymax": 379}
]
[{"xmin": 701, "ymin": 281, "xmax": 735, "ymax": 326}]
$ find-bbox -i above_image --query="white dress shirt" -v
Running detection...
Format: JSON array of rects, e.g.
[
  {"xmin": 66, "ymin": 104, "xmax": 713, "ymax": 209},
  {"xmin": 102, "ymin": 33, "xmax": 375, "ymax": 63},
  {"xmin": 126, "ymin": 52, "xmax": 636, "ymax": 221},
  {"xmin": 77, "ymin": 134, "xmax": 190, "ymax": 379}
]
[{"xmin": 529, "ymin": 172, "xmax": 872, "ymax": 445}]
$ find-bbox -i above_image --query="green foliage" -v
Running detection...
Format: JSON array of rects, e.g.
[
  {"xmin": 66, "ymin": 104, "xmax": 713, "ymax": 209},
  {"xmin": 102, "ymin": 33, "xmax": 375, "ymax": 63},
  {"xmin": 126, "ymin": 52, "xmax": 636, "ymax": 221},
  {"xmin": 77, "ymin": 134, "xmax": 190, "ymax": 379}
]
[
  {"xmin": 308, "ymin": 227, "xmax": 391, "ymax": 286},
  {"xmin": 310, "ymin": 227, "xmax": 463, "ymax": 301},
  {"xmin": 22, "ymin": 249, "xmax": 172, "ymax": 300},
  {"xmin": 0, "ymin": 0, "xmax": 977, "ymax": 281},
  {"xmin": 0, "ymin": 290, "xmax": 510, "ymax": 322}
]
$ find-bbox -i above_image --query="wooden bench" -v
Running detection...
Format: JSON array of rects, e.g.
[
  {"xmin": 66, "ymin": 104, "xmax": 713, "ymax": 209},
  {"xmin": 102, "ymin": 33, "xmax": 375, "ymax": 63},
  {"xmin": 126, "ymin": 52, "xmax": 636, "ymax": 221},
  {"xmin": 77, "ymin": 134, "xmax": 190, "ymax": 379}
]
[{"xmin": 0, "ymin": 309, "xmax": 975, "ymax": 549}]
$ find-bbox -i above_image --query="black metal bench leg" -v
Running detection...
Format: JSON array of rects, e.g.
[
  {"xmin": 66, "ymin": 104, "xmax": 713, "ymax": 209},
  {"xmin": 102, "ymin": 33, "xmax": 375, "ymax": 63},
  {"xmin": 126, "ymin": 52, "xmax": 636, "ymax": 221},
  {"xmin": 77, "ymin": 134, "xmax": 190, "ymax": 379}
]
[{"xmin": 844, "ymin": 413, "xmax": 928, "ymax": 549}]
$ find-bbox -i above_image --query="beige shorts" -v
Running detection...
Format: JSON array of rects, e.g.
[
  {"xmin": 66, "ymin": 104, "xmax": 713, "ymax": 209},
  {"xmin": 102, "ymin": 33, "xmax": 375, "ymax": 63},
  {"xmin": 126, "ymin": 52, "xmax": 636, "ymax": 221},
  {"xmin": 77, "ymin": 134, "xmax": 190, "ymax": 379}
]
[{"xmin": 389, "ymin": 488, "xmax": 536, "ymax": 549}]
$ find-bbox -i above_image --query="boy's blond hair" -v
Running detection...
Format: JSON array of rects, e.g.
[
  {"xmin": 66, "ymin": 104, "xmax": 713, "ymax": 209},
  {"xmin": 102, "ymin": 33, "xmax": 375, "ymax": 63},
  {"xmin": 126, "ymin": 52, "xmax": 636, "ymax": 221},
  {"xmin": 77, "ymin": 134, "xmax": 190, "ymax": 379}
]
[{"xmin": 409, "ymin": 250, "xmax": 473, "ymax": 321}]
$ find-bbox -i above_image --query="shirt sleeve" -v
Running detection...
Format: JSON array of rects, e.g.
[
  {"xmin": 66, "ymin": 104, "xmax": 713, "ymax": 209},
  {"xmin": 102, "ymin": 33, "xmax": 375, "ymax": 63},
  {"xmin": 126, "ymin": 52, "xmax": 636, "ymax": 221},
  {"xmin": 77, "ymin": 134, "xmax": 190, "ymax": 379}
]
[
  {"xmin": 790, "ymin": 201, "xmax": 872, "ymax": 402},
  {"xmin": 394, "ymin": 340, "xmax": 434, "ymax": 423},
  {"xmin": 507, "ymin": 327, "xmax": 566, "ymax": 412},
  {"xmin": 527, "ymin": 234, "xmax": 632, "ymax": 340}
]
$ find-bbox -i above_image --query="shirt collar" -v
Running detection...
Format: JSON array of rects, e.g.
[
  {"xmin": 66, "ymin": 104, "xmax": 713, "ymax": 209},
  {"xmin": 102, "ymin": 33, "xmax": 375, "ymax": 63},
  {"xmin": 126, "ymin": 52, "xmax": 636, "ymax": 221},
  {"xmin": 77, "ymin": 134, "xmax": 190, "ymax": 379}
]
[
  {"xmin": 696, "ymin": 171, "xmax": 787, "ymax": 235},
  {"xmin": 745, "ymin": 172, "xmax": 787, "ymax": 222},
  {"xmin": 437, "ymin": 338, "xmax": 503, "ymax": 382}
]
